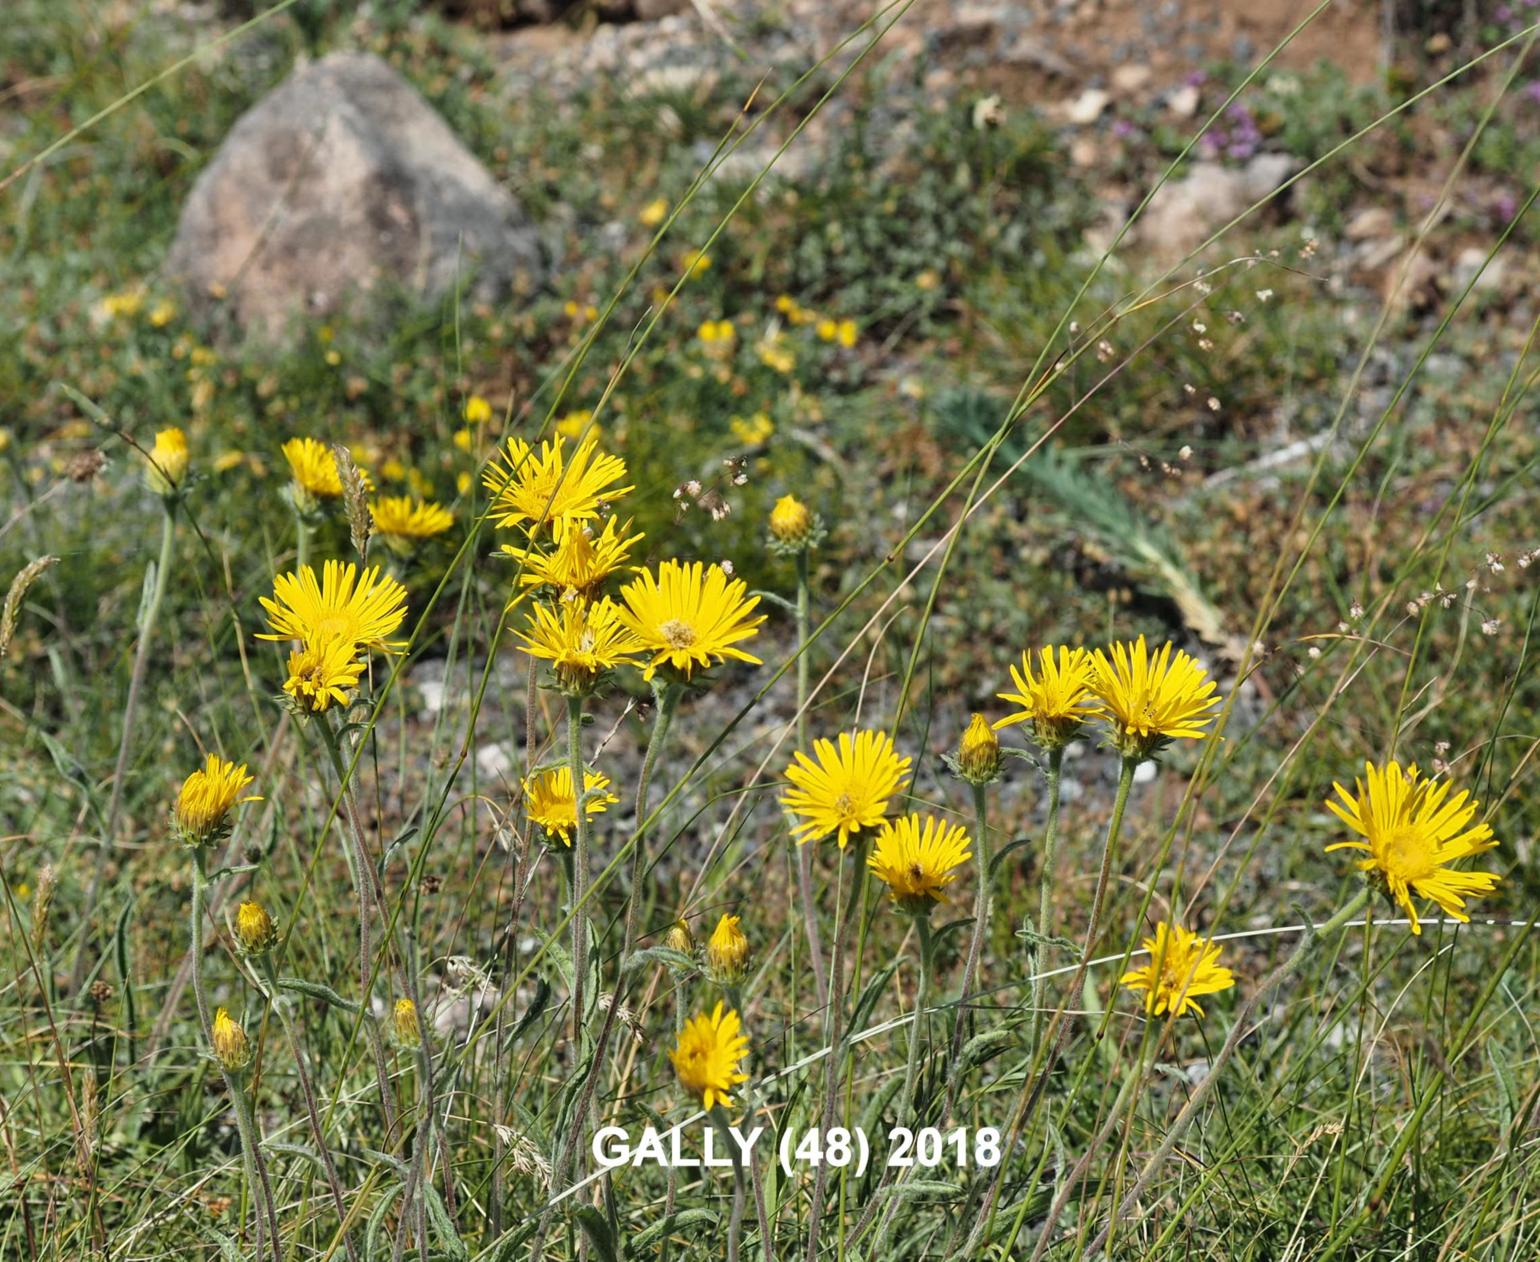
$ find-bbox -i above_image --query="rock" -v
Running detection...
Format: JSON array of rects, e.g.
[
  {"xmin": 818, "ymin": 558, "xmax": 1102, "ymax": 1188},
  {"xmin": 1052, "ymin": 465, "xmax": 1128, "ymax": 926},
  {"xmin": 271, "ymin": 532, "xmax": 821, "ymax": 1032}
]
[
  {"xmin": 1064, "ymin": 87, "xmax": 1110, "ymax": 124},
  {"xmin": 167, "ymin": 52, "xmax": 543, "ymax": 343},
  {"xmin": 1451, "ymin": 245, "xmax": 1508, "ymax": 293},
  {"xmin": 1166, "ymin": 83, "xmax": 1201, "ymax": 117},
  {"xmin": 1345, "ymin": 206, "xmax": 1395, "ymax": 241},
  {"xmin": 1136, "ymin": 154, "xmax": 1298, "ymax": 257},
  {"xmin": 1110, "ymin": 64, "xmax": 1151, "ymax": 94}
]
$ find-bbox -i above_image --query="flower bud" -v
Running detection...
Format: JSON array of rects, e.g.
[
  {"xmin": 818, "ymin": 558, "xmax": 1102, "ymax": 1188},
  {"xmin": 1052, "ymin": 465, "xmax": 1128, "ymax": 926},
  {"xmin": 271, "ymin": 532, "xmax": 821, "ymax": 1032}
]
[
  {"xmin": 235, "ymin": 900, "xmax": 277, "ymax": 957},
  {"xmin": 706, "ymin": 913, "xmax": 750, "ymax": 985},
  {"xmin": 392, "ymin": 997, "xmax": 419, "ymax": 1047},
  {"xmin": 144, "ymin": 427, "xmax": 189, "ymax": 498},
  {"xmin": 957, "ymin": 713, "xmax": 1001, "ymax": 784},
  {"xmin": 768, "ymin": 495, "xmax": 813, "ymax": 548},
  {"xmin": 211, "ymin": 1007, "xmax": 251, "ymax": 1072},
  {"xmin": 665, "ymin": 918, "xmax": 695, "ymax": 956}
]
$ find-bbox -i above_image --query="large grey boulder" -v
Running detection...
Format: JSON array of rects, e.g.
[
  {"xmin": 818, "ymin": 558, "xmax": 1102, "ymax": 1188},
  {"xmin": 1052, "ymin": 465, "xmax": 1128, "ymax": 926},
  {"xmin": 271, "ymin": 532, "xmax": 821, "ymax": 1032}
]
[
  {"xmin": 167, "ymin": 52, "xmax": 542, "ymax": 342},
  {"xmin": 1136, "ymin": 154, "xmax": 1298, "ymax": 259}
]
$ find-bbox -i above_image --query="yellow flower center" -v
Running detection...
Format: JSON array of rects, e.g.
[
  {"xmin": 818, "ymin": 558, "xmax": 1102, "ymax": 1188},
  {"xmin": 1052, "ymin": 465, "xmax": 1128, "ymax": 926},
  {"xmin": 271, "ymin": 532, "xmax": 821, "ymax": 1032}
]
[
  {"xmin": 1382, "ymin": 828, "xmax": 1435, "ymax": 881},
  {"xmin": 660, "ymin": 619, "xmax": 697, "ymax": 649},
  {"xmin": 833, "ymin": 792, "xmax": 856, "ymax": 817}
]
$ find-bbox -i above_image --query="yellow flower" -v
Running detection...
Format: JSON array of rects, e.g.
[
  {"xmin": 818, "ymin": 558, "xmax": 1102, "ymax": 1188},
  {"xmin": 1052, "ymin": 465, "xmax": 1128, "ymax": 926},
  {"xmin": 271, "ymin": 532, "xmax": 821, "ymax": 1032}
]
[
  {"xmin": 482, "ymin": 435, "xmax": 633, "ymax": 532},
  {"xmin": 782, "ymin": 730, "xmax": 913, "ymax": 849},
  {"xmin": 815, "ymin": 317, "xmax": 838, "ymax": 342},
  {"xmin": 1119, "ymin": 921, "xmax": 1235, "ymax": 1018},
  {"xmin": 683, "ymin": 249, "xmax": 712, "ymax": 278},
  {"xmin": 705, "ymin": 913, "xmax": 750, "ymax": 984},
  {"xmin": 555, "ymin": 409, "xmax": 594, "ymax": 440},
  {"xmin": 283, "ymin": 637, "xmax": 366, "ymax": 714},
  {"xmin": 956, "ymin": 713, "xmax": 1000, "ymax": 784},
  {"xmin": 994, "ymin": 646, "xmax": 1099, "ymax": 751},
  {"xmin": 698, "ymin": 319, "xmax": 736, "ymax": 345},
  {"xmin": 516, "ymin": 596, "xmax": 643, "ymax": 693},
  {"xmin": 1090, "ymin": 636, "xmax": 1220, "ymax": 760},
  {"xmin": 665, "ymin": 918, "xmax": 695, "ymax": 955},
  {"xmin": 465, "ymin": 395, "xmax": 494, "ymax": 425},
  {"xmin": 175, "ymin": 754, "xmax": 259, "ymax": 847},
  {"xmin": 617, "ymin": 560, "xmax": 766, "ymax": 682},
  {"xmin": 211, "ymin": 1007, "xmax": 251, "ymax": 1072},
  {"xmin": 523, "ymin": 765, "xmax": 620, "ymax": 845},
  {"xmin": 258, "ymin": 560, "xmax": 409, "ymax": 653},
  {"xmin": 282, "ymin": 436, "xmax": 345, "ymax": 500},
  {"xmin": 1326, "ymin": 760, "xmax": 1500, "ymax": 933},
  {"xmin": 758, "ymin": 338, "xmax": 795, "ymax": 374},
  {"xmin": 768, "ymin": 494, "xmax": 812, "ymax": 547},
  {"xmin": 144, "ymin": 427, "xmax": 190, "ymax": 497},
  {"xmin": 867, "ymin": 812, "xmax": 972, "ymax": 914},
  {"xmin": 370, "ymin": 496, "xmax": 454, "ymax": 555},
  {"xmin": 640, "ymin": 196, "xmax": 669, "ymax": 227},
  {"xmin": 98, "ymin": 288, "xmax": 145, "ymax": 320},
  {"xmin": 670, "ymin": 1002, "xmax": 749, "ymax": 1111},
  {"xmin": 729, "ymin": 412, "xmax": 774, "ymax": 445},
  {"xmin": 502, "ymin": 517, "xmax": 644, "ymax": 598},
  {"xmin": 149, "ymin": 298, "xmax": 177, "ymax": 328},
  {"xmin": 453, "ymin": 428, "xmax": 473, "ymax": 452},
  {"xmin": 835, "ymin": 319, "xmax": 858, "ymax": 348},
  {"xmin": 392, "ymin": 997, "xmax": 419, "ymax": 1046},
  {"xmin": 235, "ymin": 901, "xmax": 277, "ymax": 956}
]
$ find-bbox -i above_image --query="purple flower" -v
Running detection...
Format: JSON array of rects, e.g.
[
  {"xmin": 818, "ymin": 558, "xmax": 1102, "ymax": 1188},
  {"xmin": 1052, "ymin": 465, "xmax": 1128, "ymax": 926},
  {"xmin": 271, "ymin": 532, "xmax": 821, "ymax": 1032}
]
[
  {"xmin": 1185, "ymin": 69, "xmax": 1208, "ymax": 87},
  {"xmin": 1522, "ymin": 79, "xmax": 1540, "ymax": 104},
  {"xmin": 1111, "ymin": 118, "xmax": 1138, "ymax": 140}
]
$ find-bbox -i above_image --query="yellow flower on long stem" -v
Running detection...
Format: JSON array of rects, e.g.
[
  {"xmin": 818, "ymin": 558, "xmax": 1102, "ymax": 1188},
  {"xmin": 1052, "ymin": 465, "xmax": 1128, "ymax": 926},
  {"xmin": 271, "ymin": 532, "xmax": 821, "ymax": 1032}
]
[
  {"xmin": 369, "ymin": 496, "xmax": 453, "ymax": 554},
  {"xmin": 1119, "ymin": 921, "xmax": 1235, "ymax": 1018},
  {"xmin": 144, "ymin": 427, "xmax": 190, "ymax": 497},
  {"xmin": 515, "ymin": 596, "xmax": 642, "ymax": 693},
  {"xmin": 502, "ymin": 517, "xmax": 644, "ymax": 597},
  {"xmin": 994, "ymin": 645, "xmax": 1099, "ymax": 750},
  {"xmin": 282, "ymin": 436, "xmax": 345, "ymax": 499},
  {"xmin": 482, "ymin": 434, "xmax": 632, "ymax": 531},
  {"xmin": 211, "ymin": 1007, "xmax": 252, "ymax": 1071},
  {"xmin": 175, "ymin": 754, "xmax": 259, "ymax": 847},
  {"xmin": 868, "ymin": 812, "xmax": 972, "ymax": 914},
  {"xmin": 392, "ymin": 997, "xmax": 420, "ymax": 1047},
  {"xmin": 1090, "ymin": 635, "xmax": 1220, "ymax": 760},
  {"xmin": 235, "ymin": 901, "xmax": 278, "ymax": 957},
  {"xmin": 617, "ymin": 560, "xmax": 766, "ymax": 682},
  {"xmin": 283, "ymin": 637, "xmax": 366, "ymax": 713},
  {"xmin": 1326, "ymin": 760, "xmax": 1500, "ymax": 933},
  {"xmin": 782, "ymin": 730, "xmax": 912, "ymax": 849},
  {"xmin": 670, "ymin": 1002, "xmax": 749, "ymax": 1111},
  {"xmin": 523, "ymin": 765, "xmax": 620, "ymax": 845},
  {"xmin": 258, "ymin": 560, "xmax": 409, "ymax": 652}
]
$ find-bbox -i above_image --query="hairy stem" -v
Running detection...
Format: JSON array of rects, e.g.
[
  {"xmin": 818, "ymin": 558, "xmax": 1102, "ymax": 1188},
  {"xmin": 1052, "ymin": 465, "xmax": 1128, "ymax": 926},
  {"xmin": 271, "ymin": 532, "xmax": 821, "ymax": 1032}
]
[
  {"xmin": 625, "ymin": 681, "xmax": 679, "ymax": 956},
  {"xmin": 945, "ymin": 782, "xmax": 991, "ymax": 1115},
  {"xmin": 1031, "ymin": 746, "xmax": 1065, "ymax": 1057},
  {"xmin": 793, "ymin": 550, "xmax": 829, "ymax": 1012}
]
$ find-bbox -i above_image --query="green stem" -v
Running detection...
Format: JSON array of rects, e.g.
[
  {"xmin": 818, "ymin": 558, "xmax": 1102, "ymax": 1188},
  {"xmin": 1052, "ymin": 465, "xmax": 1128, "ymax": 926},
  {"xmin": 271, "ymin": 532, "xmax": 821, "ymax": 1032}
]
[
  {"xmin": 900, "ymin": 915, "xmax": 933, "ymax": 1122},
  {"xmin": 295, "ymin": 512, "xmax": 310, "ymax": 572},
  {"xmin": 944, "ymin": 784, "xmax": 990, "ymax": 1114},
  {"xmin": 189, "ymin": 849, "xmax": 211, "ymax": 1033},
  {"xmin": 566, "ymin": 695, "xmax": 590, "ymax": 1046},
  {"xmin": 711, "ymin": 1105, "xmax": 747, "ymax": 1262},
  {"xmin": 227, "ymin": 1071, "xmax": 283, "ymax": 1262},
  {"xmin": 625, "ymin": 681, "xmax": 679, "ymax": 955},
  {"xmin": 72, "ymin": 505, "xmax": 176, "ymax": 987},
  {"xmin": 1031, "ymin": 746, "xmax": 1065, "ymax": 1056},
  {"xmin": 793, "ymin": 551, "xmax": 829, "ymax": 1012}
]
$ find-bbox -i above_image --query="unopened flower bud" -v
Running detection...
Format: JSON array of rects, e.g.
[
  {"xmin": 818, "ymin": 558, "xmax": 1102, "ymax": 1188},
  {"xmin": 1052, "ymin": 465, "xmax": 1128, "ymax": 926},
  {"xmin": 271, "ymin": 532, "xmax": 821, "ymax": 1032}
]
[
  {"xmin": 665, "ymin": 918, "xmax": 695, "ymax": 956},
  {"xmin": 392, "ymin": 997, "xmax": 419, "ymax": 1047},
  {"xmin": 144, "ymin": 427, "xmax": 189, "ymax": 498},
  {"xmin": 957, "ymin": 713, "xmax": 1001, "ymax": 784},
  {"xmin": 705, "ymin": 913, "xmax": 750, "ymax": 985},
  {"xmin": 235, "ymin": 900, "xmax": 277, "ymax": 957},
  {"xmin": 211, "ymin": 1008, "xmax": 251, "ymax": 1072}
]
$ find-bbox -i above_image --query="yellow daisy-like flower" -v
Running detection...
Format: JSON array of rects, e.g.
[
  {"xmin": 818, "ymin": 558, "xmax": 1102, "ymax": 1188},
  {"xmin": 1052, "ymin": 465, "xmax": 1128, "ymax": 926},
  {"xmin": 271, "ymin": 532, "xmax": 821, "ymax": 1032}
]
[
  {"xmin": 515, "ymin": 596, "xmax": 643, "ymax": 693},
  {"xmin": 144, "ymin": 427, "xmax": 190, "ymax": 497},
  {"xmin": 705, "ymin": 913, "xmax": 750, "ymax": 984},
  {"xmin": 617, "ymin": 560, "xmax": 766, "ymax": 682},
  {"xmin": 994, "ymin": 645, "xmax": 1099, "ymax": 751},
  {"xmin": 282, "ymin": 436, "xmax": 345, "ymax": 499},
  {"xmin": 1090, "ymin": 635, "xmax": 1220, "ymax": 760},
  {"xmin": 235, "ymin": 900, "xmax": 277, "ymax": 957},
  {"xmin": 174, "ymin": 754, "xmax": 259, "ymax": 847},
  {"xmin": 258, "ymin": 560, "xmax": 409, "ymax": 653},
  {"xmin": 1326, "ymin": 760, "xmax": 1500, "ymax": 934},
  {"xmin": 868, "ymin": 812, "xmax": 972, "ymax": 915},
  {"xmin": 670, "ymin": 1002, "xmax": 749, "ymax": 1112},
  {"xmin": 1119, "ymin": 921, "xmax": 1235, "ymax": 1018},
  {"xmin": 369, "ymin": 496, "xmax": 453, "ymax": 555},
  {"xmin": 782, "ymin": 730, "xmax": 913, "ymax": 849},
  {"xmin": 283, "ymin": 637, "xmax": 366, "ymax": 713},
  {"xmin": 211, "ymin": 1007, "xmax": 251, "ymax": 1072},
  {"xmin": 956, "ymin": 712, "xmax": 1001, "ymax": 784},
  {"xmin": 522, "ymin": 765, "xmax": 620, "ymax": 846},
  {"xmin": 464, "ymin": 395, "xmax": 494, "ymax": 425},
  {"xmin": 482, "ymin": 435, "xmax": 633, "ymax": 531},
  {"xmin": 502, "ymin": 517, "xmax": 644, "ymax": 598}
]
